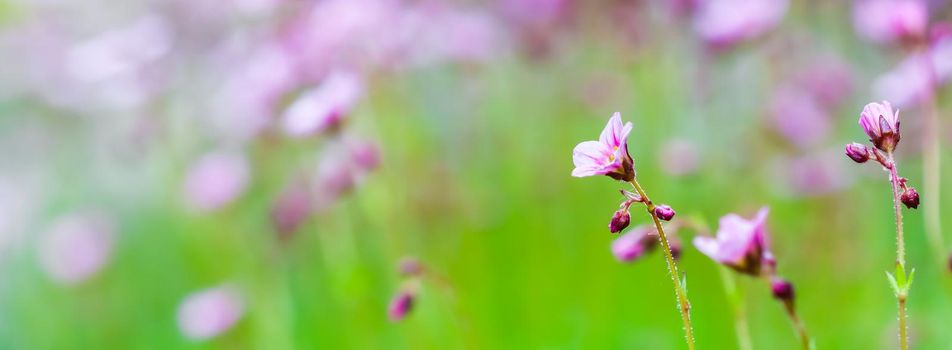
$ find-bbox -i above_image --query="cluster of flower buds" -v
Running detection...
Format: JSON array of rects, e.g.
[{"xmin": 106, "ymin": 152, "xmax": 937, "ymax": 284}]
[
  {"xmin": 844, "ymin": 101, "xmax": 920, "ymax": 210},
  {"xmin": 388, "ymin": 257, "xmax": 424, "ymax": 322},
  {"xmin": 609, "ymin": 190, "xmax": 676, "ymax": 233},
  {"xmin": 612, "ymin": 223, "xmax": 683, "ymax": 263}
]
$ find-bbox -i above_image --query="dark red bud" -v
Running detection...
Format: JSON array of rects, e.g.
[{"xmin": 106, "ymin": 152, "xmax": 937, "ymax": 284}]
[
  {"xmin": 609, "ymin": 210, "xmax": 631, "ymax": 233},
  {"xmin": 845, "ymin": 143, "xmax": 870, "ymax": 163},
  {"xmin": 771, "ymin": 278, "xmax": 794, "ymax": 302},
  {"xmin": 654, "ymin": 205, "xmax": 675, "ymax": 221},
  {"xmin": 901, "ymin": 187, "xmax": 920, "ymax": 209}
]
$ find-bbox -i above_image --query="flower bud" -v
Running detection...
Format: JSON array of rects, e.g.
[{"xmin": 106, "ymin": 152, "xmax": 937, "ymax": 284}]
[
  {"xmin": 858, "ymin": 101, "xmax": 901, "ymax": 152},
  {"xmin": 901, "ymin": 187, "xmax": 920, "ymax": 209},
  {"xmin": 654, "ymin": 205, "xmax": 675, "ymax": 221},
  {"xmin": 771, "ymin": 278, "xmax": 794, "ymax": 302},
  {"xmin": 609, "ymin": 209, "xmax": 631, "ymax": 233},
  {"xmin": 398, "ymin": 257, "xmax": 423, "ymax": 277},
  {"xmin": 845, "ymin": 143, "xmax": 870, "ymax": 163},
  {"xmin": 388, "ymin": 291, "xmax": 414, "ymax": 322}
]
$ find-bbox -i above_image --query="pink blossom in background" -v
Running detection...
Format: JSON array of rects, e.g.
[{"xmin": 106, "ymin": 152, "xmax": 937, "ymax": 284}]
[
  {"xmin": 177, "ymin": 286, "xmax": 244, "ymax": 340},
  {"xmin": 348, "ymin": 138, "xmax": 381, "ymax": 173},
  {"xmin": 38, "ymin": 213, "xmax": 114, "ymax": 285},
  {"xmin": 797, "ymin": 57, "xmax": 854, "ymax": 108},
  {"xmin": 499, "ymin": 0, "xmax": 569, "ymax": 28},
  {"xmin": 270, "ymin": 179, "xmax": 312, "ymax": 240},
  {"xmin": 770, "ymin": 86, "xmax": 831, "ymax": 149},
  {"xmin": 571, "ymin": 112, "xmax": 634, "ymax": 179},
  {"xmin": 611, "ymin": 225, "xmax": 657, "ymax": 262},
  {"xmin": 183, "ymin": 152, "xmax": 250, "ymax": 212},
  {"xmin": 874, "ymin": 36, "xmax": 952, "ymax": 107},
  {"xmin": 780, "ymin": 151, "xmax": 853, "ymax": 197},
  {"xmin": 282, "ymin": 71, "xmax": 363, "ymax": 137},
  {"xmin": 659, "ymin": 139, "xmax": 700, "ymax": 176},
  {"xmin": 693, "ymin": 207, "xmax": 772, "ymax": 275},
  {"xmin": 693, "ymin": 0, "xmax": 788, "ymax": 49},
  {"xmin": 210, "ymin": 44, "xmax": 299, "ymax": 141},
  {"xmin": 853, "ymin": 0, "xmax": 927, "ymax": 44}
]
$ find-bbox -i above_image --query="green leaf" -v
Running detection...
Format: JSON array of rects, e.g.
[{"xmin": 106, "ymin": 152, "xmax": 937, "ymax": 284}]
[
  {"xmin": 681, "ymin": 273, "xmax": 688, "ymax": 295},
  {"xmin": 886, "ymin": 271, "xmax": 901, "ymax": 296}
]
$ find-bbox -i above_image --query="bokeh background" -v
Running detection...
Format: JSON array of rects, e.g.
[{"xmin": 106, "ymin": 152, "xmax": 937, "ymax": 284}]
[{"xmin": 1, "ymin": 0, "xmax": 951, "ymax": 348}]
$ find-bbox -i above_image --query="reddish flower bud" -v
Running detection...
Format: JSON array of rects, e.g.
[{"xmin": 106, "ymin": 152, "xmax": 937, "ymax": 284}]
[
  {"xmin": 654, "ymin": 205, "xmax": 675, "ymax": 221},
  {"xmin": 845, "ymin": 143, "xmax": 870, "ymax": 163},
  {"xmin": 388, "ymin": 291, "xmax": 414, "ymax": 322},
  {"xmin": 771, "ymin": 278, "xmax": 794, "ymax": 302},
  {"xmin": 609, "ymin": 209, "xmax": 631, "ymax": 233},
  {"xmin": 901, "ymin": 187, "xmax": 920, "ymax": 209},
  {"xmin": 398, "ymin": 257, "xmax": 423, "ymax": 277}
]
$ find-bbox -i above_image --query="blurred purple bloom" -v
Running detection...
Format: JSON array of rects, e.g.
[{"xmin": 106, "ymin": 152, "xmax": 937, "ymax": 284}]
[
  {"xmin": 499, "ymin": 0, "xmax": 569, "ymax": 28},
  {"xmin": 177, "ymin": 286, "xmax": 244, "ymax": 340},
  {"xmin": 38, "ymin": 213, "xmax": 114, "ymax": 285},
  {"xmin": 783, "ymin": 151, "xmax": 853, "ymax": 196},
  {"xmin": 859, "ymin": 100, "xmax": 901, "ymax": 152},
  {"xmin": 659, "ymin": 139, "xmax": 700, "ymax": 176},
  {"xmin": 797, "ymin": 57, "xmax": 854, "ymax": 108},
  {"xmin": 770, "ymin": 86, "xmax": 831, "ymax": 149},
  {"xmin": 312, "ymin": 138, "xmax": 380, "ymax": 210},
  {"xmin": 571, "ymin": 112, "xmax": 635, "ymax": 181},
  {"xmin": 282, "ymin": 71, "xmax": 363, "ymax": 137},
  {"xmin": 388, "ymin": 290, "xmax": 414, "ymax": 322},
  {"xmin": 693, "ymin": 0, "xmax": 788, "ymax": 49},
  {"xmin": 270, "ymin": 180, "xmax": 312, "ymax": 240},
  {"xmin": 398, "ymin": 257, "xmax": 424, "ymax": 277},
  {"xmin": 611, "ymin": 225, "xmax": 658, "ymax": 262},
  {"xmin": 693, "ymin": 207, "xmax": 771, "ymax": 275},
  {"xmin": 211, "ymin": 45, "xmax": 298, "ymax": 141},
  {"xmin": 853, "ymin": 0, "xmax": 927, "ymax": 44},
  {"xmin": 874, "ymin": 36, "xmax": 952, "ymax": 107},
  {"xmin": 183, "ymin": 152, "xmax": 250, "ymax": 212}
]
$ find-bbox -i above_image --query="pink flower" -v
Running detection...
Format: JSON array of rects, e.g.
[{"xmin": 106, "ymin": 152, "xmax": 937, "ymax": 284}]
[
  {"xmin": 183, "ymin": 152, "xmax": 250, "ymax": 212},
  {"xmin": 858, "ymin": 101, "xmax": 901, "ymax": 152},
  {"xmin": 282, "ymin": 71, "xmax": 363, "ymax": 137},
  {"xmin": 693, "ymin": 0, "xmax": 788, "ymax": 49},
  {"xmin": 388, "ymin": 290, "xmax": 414, "ymax": 322},
  {"xmin": 769, "ymin": 86, "xmax": 831, "ymax": 149},
  {"xmin": 571, "ymin": 112, "xmax": 635, "ymax": 181},
  {"xmin": 873, "ymin": 36, "xmax": 952, "ymax": 107},
  {"xmin": 693, "ymin": 207, "xmax": 772, "ymax": 275},
  {"xmin": 611, "ymin": 225, "xmax": 658, "ymax": 262},
  {"xmin": 177, "ymin": 286, "xmax": 244, "ymax": 340},
  {"xmin": 853, "ymin": 0, "xmax": 927, "ymax": 44},
  {"xmin": 270, "ymin": 179, "xmax": 312, "ymax": 240},
  {"xmin": 38, "ymin": 213, "xmax": 114, "ymax": 285}
]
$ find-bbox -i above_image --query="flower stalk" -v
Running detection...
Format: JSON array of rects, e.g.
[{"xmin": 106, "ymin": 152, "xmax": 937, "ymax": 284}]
[{"xmin": 628, "ymin": 178, "xmax": 695, "ymax": 350}]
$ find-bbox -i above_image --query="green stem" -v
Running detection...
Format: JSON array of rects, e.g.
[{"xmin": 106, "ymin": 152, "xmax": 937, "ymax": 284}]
[
  {"xmin": 887, "ymin": 156, "xmax": 909, "ymax": 350},
  {"xmin": 719, "ymin": 268, "xmax": 752, "ymax": 350},
  {"xmin": 629, "ymin": 179, "xmax": 695, "ymax": 350}
]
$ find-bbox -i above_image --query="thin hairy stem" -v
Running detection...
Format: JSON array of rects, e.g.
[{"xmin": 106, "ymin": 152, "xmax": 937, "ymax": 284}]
[
  {"xmin": 887, "ymin": 155, "xmax": 909, "ymax": 350},
  {"xmin": 719, "ymin": 268, "xmax": 752, "ymax": 350},
  {"xmin": 629, "ymin": 179, "xmax": 695, "ymax": 350}
]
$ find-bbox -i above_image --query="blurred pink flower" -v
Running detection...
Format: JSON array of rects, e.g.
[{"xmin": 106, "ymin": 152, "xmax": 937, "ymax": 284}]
[
  {"xmin": 270, "ymin": 179, "xmax": 312, "ymax": 240},
  {"xmin": 859, "ymin": 100, "xmax": 901, "ymax": 152},
  {"xmin": 210, "ymin": 45, "xmax": 298, "ymax": 141},
  {"xmin": 282, "ymin": 71, "xmax": 363, "ymax": 137},
  {"xmin": 781, "ymin": 151, "xmax": 853, "ymax": 196},
  {"xmin": 387, "ymin": 290, "xmax": 414, "ymax": 322},
  {"xmin": 797, "ymin": 57, "xmax": 854, "ymax": 108},
  {"xmin": 853, "ymin": 0, "xmax": 927, "ymax": 44},
  {"xmin": 693, "ymin": 0, "xmax": 787, "ymax": 49},
  {"xmin": 499, "ymin": 0, "xmax": 569, "ymax": 28},
  {"xmin": 183, "ymin": 152, "xmax": 250, "ymax": 212},
  {"xmin": 571, "ymin": 112, "xmax": 635, "ymax": 181},
  {"xmin": 693, "ymin": 207, "xmax": 772, "ymax": 275},
  {"xmin": 312, "ymin": 138, "xmax": 380, "ymax": 210},
  {"xmin": 611, "ymin": 225, "xmax": 658, "ymax": 262},
  {"xmin": 874, "ymin": 36, "xmax": 952, "ymax": 107},
  {"xmin": 39, "ymin": 213, "xmax": 114, "ymax": 285},
  {"xmin": 659, "ymin": 139, "xmax": 700, "ymax": 176},
  {"xmin": 177, "ymin": 286, "xmax": 244, "ymax": 340},
  {"xmin": 770, "ymin": 86, "xmax": 831, "ymax": 149}
]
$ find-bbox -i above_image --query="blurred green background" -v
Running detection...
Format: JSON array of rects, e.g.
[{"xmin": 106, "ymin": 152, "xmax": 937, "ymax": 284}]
[{"xmin": 1, "ymin": 0, "xmax": 952, "ymax": 349}]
